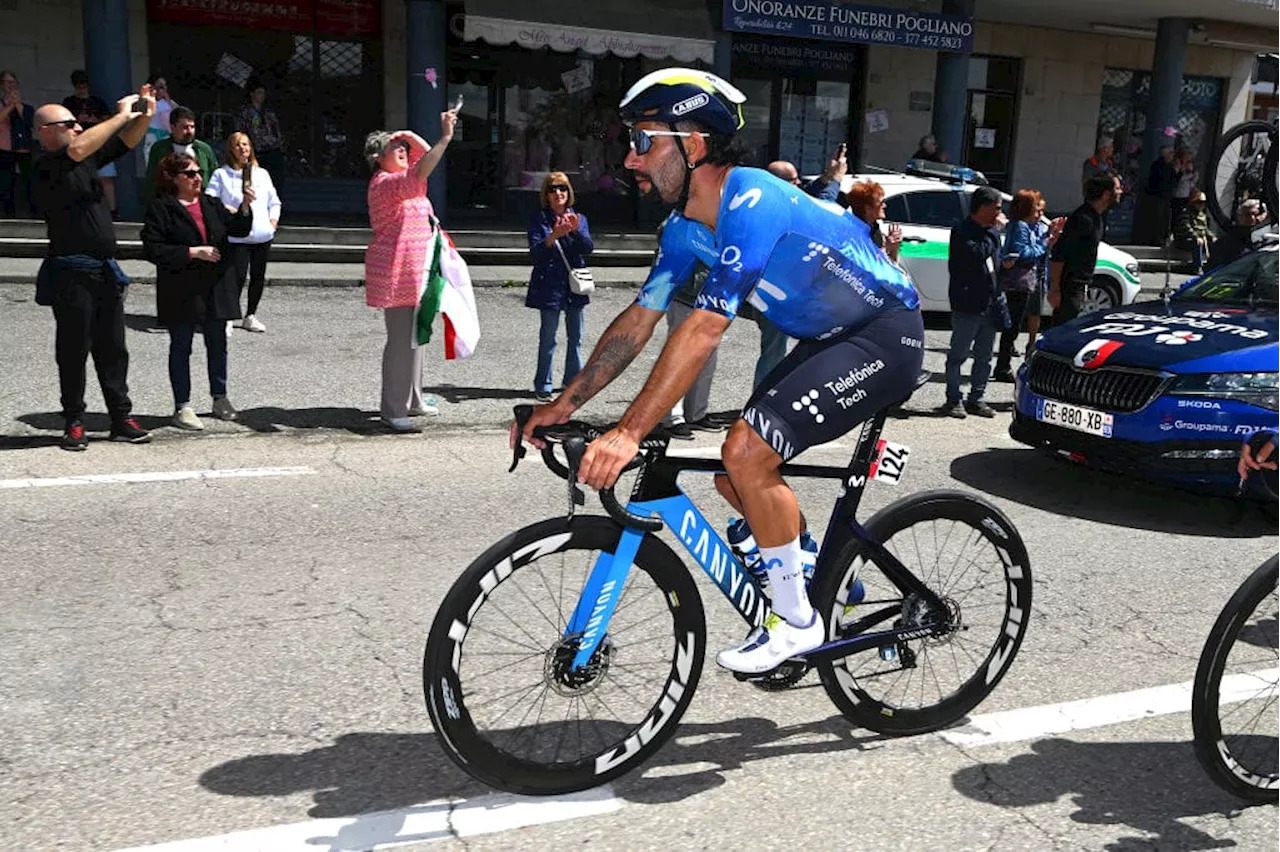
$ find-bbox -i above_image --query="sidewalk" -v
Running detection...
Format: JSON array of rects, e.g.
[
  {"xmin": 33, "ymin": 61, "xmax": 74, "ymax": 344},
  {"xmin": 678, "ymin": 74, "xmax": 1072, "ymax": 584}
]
[{"xmin": 0, "ymin": 258, "xmax": 650, "ymax": 289}]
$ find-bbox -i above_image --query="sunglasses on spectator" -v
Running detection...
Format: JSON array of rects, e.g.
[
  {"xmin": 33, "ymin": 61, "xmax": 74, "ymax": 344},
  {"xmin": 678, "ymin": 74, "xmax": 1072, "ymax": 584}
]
[
  {"xmin": 548, "ymin": 184, "xmax": 570, "ymax": 193},
  {"xmin": 177, "ymin": 169, "xmax": 202, "ymax": 178},
  {"xmin": 41, "ymin": 119, "xmax": 80, "ymax": 129},
  {"xmin": 628, "ymin": 127, "xmax": 707, "ymax": 155}
]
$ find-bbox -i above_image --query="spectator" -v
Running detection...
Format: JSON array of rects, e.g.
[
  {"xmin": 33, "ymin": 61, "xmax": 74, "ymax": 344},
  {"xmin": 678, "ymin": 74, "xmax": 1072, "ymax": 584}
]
[
  {"xmin": 1050, "ymin": 174, "xmax": 1121, "ymax": 325},
  {"xmin": 0, "ymin": 69, "xmax": 36, "ymax": 217},
  {"xmin": 31, "ymin": 84, "xmax": 155, "ymax": 450},
  {"xmin": 1171, "ymin": 188, "xmax": 1213, "ymax": 273},
  {"xmin": 665, "ymin": 261, "xmax": 722, "ymax": 440},
  {"xmin": 142, "ymin": 73, "xmax": 178, "ymax": 170},
  {"xmin": 766, "ymin": 143, "xmax": 846, "ymax": 203},
  {"xmin": 1171, "ymin": 146, "xmax": 1197, "ymax": 224},
  {"xmin": 752, "ymin": 151, "xmax": 849, "ymax": 387},
  {"xmin": 1081, "ymin": 136, "xmax": 1115, "ymax": 185},
  {"xmin": 143, "ymin": 106, "xmax": 216, "ymax": 201},
  {"xmin": 207, "ymin": 132, "xmax": 281, "ymax": 332},
  {"xmin": 1026, "ymin": 192, "xmax": 1056, "ymax": 350},
  {"xmin": 847, "ymin": 179, "xmax": 903, "ymax": 265},
  {"xmin": 938, "ymin": 186, "xmax": 1004, "ymax": 419},
  {"xmin": 1209, "ymin": 199, "xmax": 1266, "ymax": 269},
  {"xmin": 526, "ymin": 171, "xmax": 592, "ymax": 403},
  {"xmin": 61, "ymin": 70, "xmax": 118, "ymax": 219},
  {"xmin": 237, "ymin": 79, "xmax": 285, "ymax": 180},
  {"xmin": 911, "ymin": 134, "xmax": 941, "ymax": 163},
  {"xmin": 140, "ymin": 152, "xmax": 254, "ymax": 430},
  {"xmin": 362, "ymin": 115, "xmax": 456, "ymax": 432},
  {"xmin": 993, "ymin": 189, "xmax": 1064, "ymax": 382},
  {"xmin": 1143, "ymin": 145, "xmax": 1177, "ymax": 245}
]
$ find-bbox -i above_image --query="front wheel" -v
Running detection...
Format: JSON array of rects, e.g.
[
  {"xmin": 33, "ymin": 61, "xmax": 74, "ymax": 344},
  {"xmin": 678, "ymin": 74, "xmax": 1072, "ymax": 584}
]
[
  {"xmin": 1191, "ymin": 555, "xmax": 1278, "ymax": 803},
  {"xmin": 814, "ymin": 490, "xmax": 1032, "ymax": 735},
  {"xmin": 424, "ymin": 516, "xmax": 706, "ymax": 795}
]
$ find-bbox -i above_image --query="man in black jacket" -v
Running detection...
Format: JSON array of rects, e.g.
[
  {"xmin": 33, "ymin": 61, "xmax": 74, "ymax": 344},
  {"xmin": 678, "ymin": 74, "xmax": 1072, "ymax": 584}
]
[
  {"xmin": 32, "ymin": 83, "xmax": 155, "ymax": 450},
  {"xmin": 1050, "ymin": 174, "xmax": 1121, "ymax": 326},
  {"xmin": 939, "ymin": 186, "xmax": 1003, "ymax": 419}
]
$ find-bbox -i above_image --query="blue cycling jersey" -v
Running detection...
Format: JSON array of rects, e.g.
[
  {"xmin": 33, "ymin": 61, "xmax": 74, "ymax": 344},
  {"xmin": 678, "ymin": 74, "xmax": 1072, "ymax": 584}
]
[{"xmin": 637, "ymin": 167, "xmax": 919, "ymax": 340}]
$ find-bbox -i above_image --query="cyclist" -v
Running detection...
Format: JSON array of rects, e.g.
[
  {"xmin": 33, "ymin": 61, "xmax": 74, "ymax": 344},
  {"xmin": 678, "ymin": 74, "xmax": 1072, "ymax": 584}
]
[{"xmin": 515, "ymin": 68, "xmax": 924, "ymax": 674}]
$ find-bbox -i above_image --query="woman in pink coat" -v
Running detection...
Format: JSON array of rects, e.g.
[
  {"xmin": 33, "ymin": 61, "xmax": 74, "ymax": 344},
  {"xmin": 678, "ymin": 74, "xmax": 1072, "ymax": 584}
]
[{"xmin": 363, "ymin": 111, "xmax": 456, "ymax": 432}]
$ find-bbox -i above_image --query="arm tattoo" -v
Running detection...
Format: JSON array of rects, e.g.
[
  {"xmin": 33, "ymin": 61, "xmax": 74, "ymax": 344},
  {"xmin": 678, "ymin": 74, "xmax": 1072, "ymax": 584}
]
[{"xmin": 568, "ymin": 333, "xmax": 641, "ymax": 408}]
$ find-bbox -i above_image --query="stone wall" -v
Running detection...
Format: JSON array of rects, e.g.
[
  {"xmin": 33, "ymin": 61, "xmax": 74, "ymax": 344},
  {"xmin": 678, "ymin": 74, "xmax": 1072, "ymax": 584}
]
[{"xmin": 3, "ymin": 0, "xmax": 150, "ymax": 109}]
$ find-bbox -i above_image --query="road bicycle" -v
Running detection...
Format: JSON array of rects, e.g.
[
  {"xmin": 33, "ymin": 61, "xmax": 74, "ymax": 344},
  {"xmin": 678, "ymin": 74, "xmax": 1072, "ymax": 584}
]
[
  {"xmin": 424, "ymin": 401, "xmax": 1033, "ymax": 795},
  {"xmin": 1204, "ymin": 120, "xmax": 1278, "ymax": 232},
  {"xmin": 1191, "ymin": 433, "xmax": 1277, "ymax": 803}
]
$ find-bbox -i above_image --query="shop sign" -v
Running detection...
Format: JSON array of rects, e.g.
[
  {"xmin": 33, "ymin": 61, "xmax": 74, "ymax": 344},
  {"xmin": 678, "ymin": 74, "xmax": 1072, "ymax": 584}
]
[
  {"xmin": 731, "ymin": 33, "xmax": 861, "ymax": 75},
  {"xmin": 146, "ymin": 0, "xmax": 379, "ymax": 36},
  {"xmin": 723, "ymin": 1, "xmax": 974, "ymax": 52}
]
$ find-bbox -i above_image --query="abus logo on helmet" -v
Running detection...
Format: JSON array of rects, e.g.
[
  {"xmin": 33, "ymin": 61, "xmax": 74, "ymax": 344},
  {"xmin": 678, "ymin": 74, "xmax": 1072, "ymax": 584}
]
[{"xmin": 671, "ymin": 93, "xmax": 710, "ymax": 116}]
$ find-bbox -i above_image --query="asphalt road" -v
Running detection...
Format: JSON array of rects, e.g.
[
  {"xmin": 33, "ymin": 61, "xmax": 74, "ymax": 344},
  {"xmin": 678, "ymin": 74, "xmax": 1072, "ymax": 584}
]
[{"xmin": 3, "ymin": 280, "xmax": 1276, "ymax": 851}]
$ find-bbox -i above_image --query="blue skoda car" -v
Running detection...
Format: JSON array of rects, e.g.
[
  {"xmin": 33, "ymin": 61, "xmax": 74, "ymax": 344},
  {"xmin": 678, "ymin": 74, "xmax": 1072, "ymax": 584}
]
[{"xmin": 1011, "ymin": 244, "xmax": 1278, "ymax": 498}]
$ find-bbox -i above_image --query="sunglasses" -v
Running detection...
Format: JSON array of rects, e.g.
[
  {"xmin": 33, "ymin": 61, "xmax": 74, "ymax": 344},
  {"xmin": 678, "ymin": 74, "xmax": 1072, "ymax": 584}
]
[
  {"xmin": 42, "ymin": 119, "xmax": 80, "ymax": 129},
  {"xmin": 548, "ymin": 184, "xmax": 570, "ymax": 193},
  {"xmin": 628, "ymin": 127, "xmax": 707, "ymax": 155},
  {"xmin": 177, "ymin": 169, "xmax": 202, "ymax": 178}
]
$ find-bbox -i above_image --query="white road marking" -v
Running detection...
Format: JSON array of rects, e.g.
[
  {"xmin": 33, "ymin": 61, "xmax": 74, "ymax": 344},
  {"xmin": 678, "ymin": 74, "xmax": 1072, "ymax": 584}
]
[
  {"xmin": 0, "ymin": 467, "xmax": 315, "ymax": 490},
  {"xmin": 110, "ymin": 787, "xmax": 620, "ymax": 852},
  {"xmin": 941, "ymin": 668, "xmax": 1279, "ymax": 747}
]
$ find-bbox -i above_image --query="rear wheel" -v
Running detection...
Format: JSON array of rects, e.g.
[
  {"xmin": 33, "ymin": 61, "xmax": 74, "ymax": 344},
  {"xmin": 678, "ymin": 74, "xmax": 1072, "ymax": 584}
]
[
  {"xmin": 814, "ymin": 490, "xmax": 1032, "ymax": 735},
  {"xmin": 1191, "ymin": 556, "xmax": 1278, "ymax": 803},
  {"xmin": 1205, "ymin": 120, "xmax": 1276, "ymax": 231},
  {"xmin": 1081, "ymin": 276, "xmax": 1122, "ymax": 314},
  {"xmin": 424, "ymin": 516, "xmax": 706, "ymax": 795}
]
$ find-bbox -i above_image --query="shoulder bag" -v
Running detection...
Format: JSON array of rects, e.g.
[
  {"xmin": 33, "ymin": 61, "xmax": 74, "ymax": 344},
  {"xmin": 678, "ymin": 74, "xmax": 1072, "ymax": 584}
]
[{"xmin": 554, "ymin": 238, "xmax": 594, "ymax": 296}]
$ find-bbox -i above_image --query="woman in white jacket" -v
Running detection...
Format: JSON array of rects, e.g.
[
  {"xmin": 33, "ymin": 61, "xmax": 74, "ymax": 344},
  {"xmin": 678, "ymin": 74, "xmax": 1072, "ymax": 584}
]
[{"xmin": 207, "ymin": 132, "xmax": 282, "ymax": 332}]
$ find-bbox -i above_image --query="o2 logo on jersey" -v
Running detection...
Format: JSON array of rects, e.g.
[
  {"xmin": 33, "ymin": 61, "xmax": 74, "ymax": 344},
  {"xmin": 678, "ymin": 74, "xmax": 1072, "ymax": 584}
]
[
  {"xmin": 728, "ymin": 188, "xmax": 762, "ymax": 210},
  {"xmin": 719, "ymin": 245, "xmax": 744, "ymax": 273}
]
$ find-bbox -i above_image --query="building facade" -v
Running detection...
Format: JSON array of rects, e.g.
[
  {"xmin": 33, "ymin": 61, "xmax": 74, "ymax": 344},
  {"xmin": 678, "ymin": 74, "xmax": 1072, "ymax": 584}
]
[{"xmin": 6, "ymin": 0, "xmax": 1277, "ymax": 235}]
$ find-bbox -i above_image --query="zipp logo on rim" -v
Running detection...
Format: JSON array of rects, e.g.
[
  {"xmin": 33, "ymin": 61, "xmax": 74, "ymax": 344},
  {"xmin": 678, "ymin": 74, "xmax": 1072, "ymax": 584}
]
[{"xmin": 595, "ymin": 632, "xmax": 697, "ymax": 774}]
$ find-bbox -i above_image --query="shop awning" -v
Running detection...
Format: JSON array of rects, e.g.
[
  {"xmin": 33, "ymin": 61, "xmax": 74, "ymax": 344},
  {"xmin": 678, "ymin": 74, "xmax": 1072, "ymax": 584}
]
[{"xmin": 463, "ymin": 0, "xmax": 716, "ymax": 64}]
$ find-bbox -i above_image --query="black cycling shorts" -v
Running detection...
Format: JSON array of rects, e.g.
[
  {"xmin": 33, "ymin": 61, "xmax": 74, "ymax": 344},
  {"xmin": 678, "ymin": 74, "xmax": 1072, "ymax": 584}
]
[{"xmin": 741, "ymin": 307, "xmax": 925, "ymax": 461}]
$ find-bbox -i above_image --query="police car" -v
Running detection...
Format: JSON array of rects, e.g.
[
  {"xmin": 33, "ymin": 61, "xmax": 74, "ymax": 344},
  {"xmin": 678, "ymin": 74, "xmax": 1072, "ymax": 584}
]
[
  {"xmin": 842, "ymin": 161, "xmax": 1143, "ymax": 313},
  {"xmin": 1010, "ymin": 242, "xmax": 1279, "ymax": 497}
]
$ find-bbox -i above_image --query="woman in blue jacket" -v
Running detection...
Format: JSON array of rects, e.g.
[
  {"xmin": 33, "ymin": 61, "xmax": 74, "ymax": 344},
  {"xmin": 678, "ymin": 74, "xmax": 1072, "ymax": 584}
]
[
  {"xmin": 527, "ymin": 171, "xmax": 592, "ymax": 401},
  {"xmin": 994, "ymin": 189, "xmax": 1062, "ymax": 381}
]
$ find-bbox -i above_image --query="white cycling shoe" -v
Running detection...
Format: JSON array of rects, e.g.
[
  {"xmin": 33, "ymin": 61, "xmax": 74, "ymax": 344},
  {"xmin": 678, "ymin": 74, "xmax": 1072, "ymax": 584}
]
[{"xmin": 716, "ymin": 610, "xmax": 825, "ymax": 674}]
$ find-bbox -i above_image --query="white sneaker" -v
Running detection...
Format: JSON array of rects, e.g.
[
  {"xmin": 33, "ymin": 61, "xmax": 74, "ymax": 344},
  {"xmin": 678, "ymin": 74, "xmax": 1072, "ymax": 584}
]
[
  {"xmin": 407, "ymin": 395, "xmax": 440, "ymax": 417},
  {"xmin": 172, "ymin": 406, "xmax": 204, "ymax": 431},
  {"xmin": 242, "ymin": 315, "xmax": 266, "ymax": 333},
  {"xmin": 716, "ymin": 611, "xmax": 824, "ymax": 674}
]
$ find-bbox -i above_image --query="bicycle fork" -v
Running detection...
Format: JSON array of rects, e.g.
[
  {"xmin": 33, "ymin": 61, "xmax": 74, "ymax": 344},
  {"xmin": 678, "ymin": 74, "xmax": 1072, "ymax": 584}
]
[{"xmin": 563, "ymin": 528, "xmax": 645, "ymax": 670}]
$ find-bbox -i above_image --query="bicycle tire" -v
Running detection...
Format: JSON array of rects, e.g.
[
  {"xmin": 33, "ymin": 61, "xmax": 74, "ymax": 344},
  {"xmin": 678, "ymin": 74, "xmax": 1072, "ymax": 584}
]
[
  {"xmin": 1205, "ymin": 120, "xmax": 1276, "ymax": 232},
  {"xmin": 1264, "ymin": 142, "xmax": 1278, "ymax": 224},
  {"xmin": 424, "ymin": 515, "xmax": 706, "ymax": 795},
  {"xmin": 813, "ymin": 489, "xmax": 1032, "ymax": 735},
  {"xmin": 1191, "ymin": 555, "xmax": 1278, "ymax": 803}
]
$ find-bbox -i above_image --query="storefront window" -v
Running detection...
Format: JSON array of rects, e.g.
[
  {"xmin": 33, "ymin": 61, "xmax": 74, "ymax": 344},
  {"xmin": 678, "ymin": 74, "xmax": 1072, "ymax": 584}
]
[
  {"xmin": 962, "ymin": 56, "xmax": 1020, "ymax": 191},
  {"xmin": 779, "ymin": 79, "xmax": 851, "ymax": 178},
  {"xmin": 1096, "ymin": 68, "xmax": 1225, "ymax": 241}
]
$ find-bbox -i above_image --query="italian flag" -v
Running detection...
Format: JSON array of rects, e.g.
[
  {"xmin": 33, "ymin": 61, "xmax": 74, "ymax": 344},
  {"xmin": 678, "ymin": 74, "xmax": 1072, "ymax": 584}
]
[{"xmin": 415, "ymin": 223, "xmax": 480, "ymax": 359}]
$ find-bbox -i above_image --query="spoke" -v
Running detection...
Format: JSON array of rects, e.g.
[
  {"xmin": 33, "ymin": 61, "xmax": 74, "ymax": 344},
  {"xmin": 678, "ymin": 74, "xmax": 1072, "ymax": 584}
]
[
  {"xmin": 478, "ymin": 597, "xmax": 550, "ymax": 651},
  {"xmin": 464, "ymin": 622, "xmax": 546, "ymax": 654},
  {"xmin": 510, "ymin": 566, "xmax": 564, "ymax": 634}
]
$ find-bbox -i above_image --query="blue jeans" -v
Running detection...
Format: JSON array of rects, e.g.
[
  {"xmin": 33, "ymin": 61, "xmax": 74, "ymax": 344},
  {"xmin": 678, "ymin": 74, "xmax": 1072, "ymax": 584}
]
[
  {"xmin": 535, "ymin": 307, "xmax": 584, "ymax": 393},
  {"xmin": 168, "ymin": 319, "xmax": 228, "ymax": 407},
  {"xmin": 945, "ymin": 311, "xmax": 997, "ymax": 405},
  {"xmin": 754, "ymin": 318, "xmax": 790, "ymax": 390}
]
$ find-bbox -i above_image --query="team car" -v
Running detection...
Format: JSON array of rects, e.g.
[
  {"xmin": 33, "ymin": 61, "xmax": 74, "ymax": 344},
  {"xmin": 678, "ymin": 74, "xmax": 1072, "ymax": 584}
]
[
  {"xmin": 1010, "ymin": 242, "xmax": 1279, "ymax": 497},
  {"xmin": 838, "ymin": 161, "xmax": 1142, "ymax": 313}
]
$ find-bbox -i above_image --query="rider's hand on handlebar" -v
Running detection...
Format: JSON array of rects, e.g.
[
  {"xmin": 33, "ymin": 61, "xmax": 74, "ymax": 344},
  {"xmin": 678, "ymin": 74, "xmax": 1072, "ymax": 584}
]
[
  {"xmin": 1238, "ymin": 438, "xmax": 1277, "ymax": 481},
  {"xmin": 578, "ymin": 426, "xmax": 639, "ymax": 490},
  {"xmin": 510, "ymin": 399, "xmax": 572, "ymax": 451}
]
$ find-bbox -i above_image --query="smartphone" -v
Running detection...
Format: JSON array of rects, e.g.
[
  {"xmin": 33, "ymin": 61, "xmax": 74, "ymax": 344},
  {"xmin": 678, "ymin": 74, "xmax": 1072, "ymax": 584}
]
[
  {"xmin": 131, "ymin": 100, "xmax": 146, "ymax": 113},
  {"xmin": 452, "ymin": 94, "xmax": 464, "ymax": 113},
  {"xmin": 241, "ymin": 164, "xmax": 253, "ymax": 191},
  {"xmin": 837, "ymin": 142, "xmax": 847, "ymax": 157}
]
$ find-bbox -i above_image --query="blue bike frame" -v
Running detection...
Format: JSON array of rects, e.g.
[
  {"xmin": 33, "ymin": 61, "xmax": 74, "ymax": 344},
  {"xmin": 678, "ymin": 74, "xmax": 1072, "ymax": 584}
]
[{"xmin": 561, "ymin": 412, "xmax": 948, "ymax": 670}]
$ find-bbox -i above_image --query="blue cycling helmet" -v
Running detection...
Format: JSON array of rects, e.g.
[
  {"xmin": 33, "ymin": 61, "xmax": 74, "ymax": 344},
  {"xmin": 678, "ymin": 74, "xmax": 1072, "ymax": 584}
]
[{"xmin": 618, "ymin": 68, "xmax": 746, "ymax": 137}]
